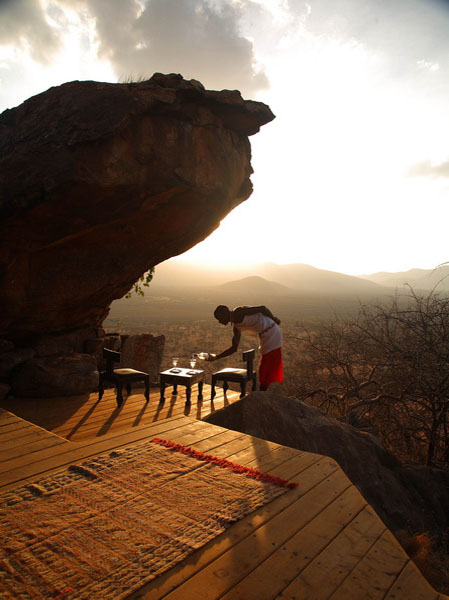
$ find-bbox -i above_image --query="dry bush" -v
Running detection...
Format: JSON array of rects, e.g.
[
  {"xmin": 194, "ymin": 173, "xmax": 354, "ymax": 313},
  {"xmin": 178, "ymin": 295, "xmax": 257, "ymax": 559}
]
[
  {"xmin": 395, "ymin": 530, "xmax": 449, "ymax": 594},
  {"xmin": 286, "ymin": 289, "xmax": 449, "ymax": 467}
]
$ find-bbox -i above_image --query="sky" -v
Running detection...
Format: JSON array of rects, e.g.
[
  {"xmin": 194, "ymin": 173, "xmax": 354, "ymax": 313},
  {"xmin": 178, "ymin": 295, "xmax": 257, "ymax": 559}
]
[{"xmin": 1, "ymin": 0, "xmax": 449, "ymax": 275}]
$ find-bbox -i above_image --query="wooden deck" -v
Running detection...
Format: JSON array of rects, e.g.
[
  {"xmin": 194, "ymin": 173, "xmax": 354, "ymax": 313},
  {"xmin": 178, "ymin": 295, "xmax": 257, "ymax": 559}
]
[{"xmin": 0, "ymin": 384, "xmax": 446, "ymax": 599}]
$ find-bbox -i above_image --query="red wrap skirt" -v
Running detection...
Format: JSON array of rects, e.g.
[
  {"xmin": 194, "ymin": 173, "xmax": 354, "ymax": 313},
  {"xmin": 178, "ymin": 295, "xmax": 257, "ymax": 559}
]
[{"xmin": 259, "ymin": 347, "xmax": 283, "ymax": 387}]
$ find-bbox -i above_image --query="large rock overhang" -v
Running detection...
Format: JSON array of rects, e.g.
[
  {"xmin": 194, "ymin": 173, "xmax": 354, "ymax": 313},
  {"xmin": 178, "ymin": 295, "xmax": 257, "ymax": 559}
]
[{"xmin": 0, "ymin": 73, "xmax": 275, "ymax": 342}]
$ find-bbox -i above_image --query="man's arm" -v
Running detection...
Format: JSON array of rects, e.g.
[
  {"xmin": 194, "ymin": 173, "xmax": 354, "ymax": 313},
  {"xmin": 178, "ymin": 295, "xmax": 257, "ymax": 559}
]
[
  {"xmin": 234, "ymin": 305, "xmax": 281, "ymax": 325},
  {"xmin": 209, "ymin": 326, "xmax": 241, "ymax": 361}
]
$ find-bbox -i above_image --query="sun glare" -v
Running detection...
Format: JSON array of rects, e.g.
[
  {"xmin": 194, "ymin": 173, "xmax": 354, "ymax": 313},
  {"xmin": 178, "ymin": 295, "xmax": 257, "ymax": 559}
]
[{"xmin": 1, "ymin": 0, "xmax": 448, "ymax": 275}]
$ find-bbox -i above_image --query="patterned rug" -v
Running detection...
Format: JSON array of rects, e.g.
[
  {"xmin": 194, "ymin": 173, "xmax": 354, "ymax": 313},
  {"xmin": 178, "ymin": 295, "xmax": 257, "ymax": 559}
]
[{"xmin": 0, "ymin": 437, "xmax": 297, "ymax": 599}]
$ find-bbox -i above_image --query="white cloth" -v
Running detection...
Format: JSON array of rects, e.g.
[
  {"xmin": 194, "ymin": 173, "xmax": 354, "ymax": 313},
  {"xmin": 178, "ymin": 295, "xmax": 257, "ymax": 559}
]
[{"xmin": 233, "ymin": 313, "xmax": 282, "ymax": 355}]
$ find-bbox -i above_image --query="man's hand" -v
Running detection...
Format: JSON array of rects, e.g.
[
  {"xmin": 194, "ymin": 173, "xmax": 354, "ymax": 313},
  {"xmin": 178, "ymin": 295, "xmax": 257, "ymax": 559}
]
[
  {"xmin": 273, "ymin": 317, "xmax": 281, "ymax": 325},
  {"xmin": 206, "ymin": 353, "xmax": 217, "ymax": 362}
]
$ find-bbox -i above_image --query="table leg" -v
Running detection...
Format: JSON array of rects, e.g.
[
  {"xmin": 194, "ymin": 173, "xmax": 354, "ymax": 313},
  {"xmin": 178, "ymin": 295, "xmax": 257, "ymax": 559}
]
[
  {"xmin": 160, "ymin": 383, "xmax": 166, "ymax": 402},
  {"xmin": 144, "ymin": 377, "xmax": 150, "ymax": 402},
  {"xmin": 173, "ymin": 384, "xmax": 178, "ymax": 395},
  {"xmin": 116, "ymin": 383, "xmax": 124, "ymax": 408},
  {"xmin": 198, "ymin": 381, "xmax": 203, "ymax": 401},
  {"xmin": 186, "ymin": 386, "xmax": 191, "ymax": 404}
]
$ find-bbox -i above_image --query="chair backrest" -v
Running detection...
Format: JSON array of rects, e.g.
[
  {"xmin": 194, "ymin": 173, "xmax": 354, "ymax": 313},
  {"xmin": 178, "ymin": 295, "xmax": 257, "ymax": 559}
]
[
  {"xmin": 242, "ymin": 349, "xmax": 255, "ymax": 376},
  {"xmin": 103, "ymin": 348, "xmax": 121, "ymax": 374}
]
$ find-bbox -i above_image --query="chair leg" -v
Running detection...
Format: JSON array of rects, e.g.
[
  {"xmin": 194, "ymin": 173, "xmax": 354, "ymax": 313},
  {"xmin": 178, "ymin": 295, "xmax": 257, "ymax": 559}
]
[
  {"xmin": 211, "ymin": 376, "xmax": 217, "ymax": 400},
  {"xmin": 116, "ymin": 383, "xmax": 124, "ymax": 407},
  {"xmin": 198, "ymin": 381, "xmax": 203, "ymax": 401},
  {"xmin": 239, "ymin": 381, "xmax": 247, "ymax": 398},
  {"xmin": 126, "ymin": 383, "xmax": 132, "ymax": 396},
  {"xmin": 144, "ymin": 377, "xmax": 150, "ymax": 402},
  {"xmin": 223, "ymin": 381, "xmax": 228, "ymax": 393}
]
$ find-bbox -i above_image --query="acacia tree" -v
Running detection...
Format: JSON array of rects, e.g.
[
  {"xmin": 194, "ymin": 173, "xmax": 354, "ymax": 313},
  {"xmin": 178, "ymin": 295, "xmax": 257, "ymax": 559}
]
[{"xmin": 288, "ymin": 289, "xmax": 449, "ymax": 466}]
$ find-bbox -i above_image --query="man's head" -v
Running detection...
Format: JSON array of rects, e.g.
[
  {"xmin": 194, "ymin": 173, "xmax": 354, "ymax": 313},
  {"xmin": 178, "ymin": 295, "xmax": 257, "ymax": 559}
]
[{"xmin": 214, "ymin": 305, "xmax": 231, "ymax": 325}]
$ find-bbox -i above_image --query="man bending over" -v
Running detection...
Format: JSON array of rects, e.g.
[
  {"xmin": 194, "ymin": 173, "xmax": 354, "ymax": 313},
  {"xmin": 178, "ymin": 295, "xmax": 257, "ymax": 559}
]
[{"xmin": 209, "ymin": 305, "xmax": 283, "ymax": 391}]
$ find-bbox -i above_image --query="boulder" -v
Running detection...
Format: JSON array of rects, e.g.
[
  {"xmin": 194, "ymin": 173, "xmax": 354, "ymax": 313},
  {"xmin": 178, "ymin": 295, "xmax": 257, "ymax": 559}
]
[
  {"xmin": 0, "ymin": 73, "xmax": 274, "ymax": 342},
  {"xmin": 91, "ymin": 333, "xmax": 122, "ymax": 371},
  {"xmin": 11, "ymin": 354, "xmax": 98, "ymax": 397},
  {"xmin": 205, "ymin": 393, "xmax": 449, "ymax": 541},
  {"xmin": 119, "ymin": 334, "xmax": 165, "ymax": 383},
  {"xmin": 0, "ymin": 383, "xmax": 10, "ymax": 402},
  {"xmin": 0, "ymin": 348, "xmax": 35, "ymax": 380},
  {"xmin": 31, "ymin": 327, "xmax": 98, "ymax": 357},
  {"xmin": 103, "ymin": 334, "xmax": 121, "ymax": 352},
  {"xmin": 0, "ymin": 339, "xmax": 14, "ymax": 354}
]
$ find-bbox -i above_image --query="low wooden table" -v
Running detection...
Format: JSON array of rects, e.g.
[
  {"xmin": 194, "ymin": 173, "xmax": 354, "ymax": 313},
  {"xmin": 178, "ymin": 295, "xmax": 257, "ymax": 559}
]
[{"xmin": 159, "ymin": 368, "xmax": 205, "ymax": 403}]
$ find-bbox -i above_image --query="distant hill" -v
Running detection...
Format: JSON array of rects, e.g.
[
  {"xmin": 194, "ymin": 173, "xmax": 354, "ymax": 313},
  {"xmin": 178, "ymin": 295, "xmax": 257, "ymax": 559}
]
[
  {"xmin": 147, "ymin": 260, "xmax": 249, "ymax": 288},
  {"xmin": 149, "ymin": 259, "xmax": 388, "ymax": 297},
  {"xmin": 360, "ymin": 265, "xmax": 449, "ymax": 292},
  {"xmin": 258, "ymin": 263, "xmax": 386, "ymax": 296},
  {"xmin": 106, "ymin": 259, "xmax": 448, "ymax": 328},
  {"xmin": 219, "ymin": 276, "xmax": 294, "ymax": 296},
  {"xmin": 106, "ymin": 260, "xmax": 395, "ymax": 326}
]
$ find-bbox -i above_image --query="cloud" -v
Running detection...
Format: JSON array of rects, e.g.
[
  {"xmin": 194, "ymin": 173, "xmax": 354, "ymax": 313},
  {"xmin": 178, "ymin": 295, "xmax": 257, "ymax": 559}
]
[
  {"xmin": 406, "ymin": 159, "xmax": 449, "ymax": 179},
  {"xmin": 290, "ymin": 0, "xmax": 449, "ymax": 79},
  {"xmin": 0, "ymin": 0, "xmax": 60, "ymax": 63},
  {"xmin": 0, "ymin": 0, "xmax": 268, "ymax": 96},
  {"xmin": 63, "ymin": 0, "xmax": 268, "ymax": 96}
]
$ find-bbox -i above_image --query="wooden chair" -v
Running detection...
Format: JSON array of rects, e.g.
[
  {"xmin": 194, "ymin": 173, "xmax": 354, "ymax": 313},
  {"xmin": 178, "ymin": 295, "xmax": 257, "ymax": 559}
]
[
  {"xmin": 99, "ymin": 348, "xmax": 150, "ymax": 407},
  {"xmin": 211, "ymin": 349, "xmax": 257, "ymax": 400}
]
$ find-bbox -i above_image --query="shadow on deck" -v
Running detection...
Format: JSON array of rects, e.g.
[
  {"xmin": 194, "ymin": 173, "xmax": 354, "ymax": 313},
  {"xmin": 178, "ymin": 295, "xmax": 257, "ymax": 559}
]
[
  {"xmin": 0, "ymin": 386, "xmax": 447, "ymax": 599},
  {"xmin": 0, "ymin": 383, "xmax": 240, "ymax": 441}
]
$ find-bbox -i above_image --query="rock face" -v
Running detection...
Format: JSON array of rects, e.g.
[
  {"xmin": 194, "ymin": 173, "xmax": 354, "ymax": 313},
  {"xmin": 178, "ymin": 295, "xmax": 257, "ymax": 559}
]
[
  {"xmin": 0, "ymin": 73, "xmax": 274, "ymax": 342},
  {"xmin": 11, "ymin": 354, "xmax": 98, "ymax": 397},
  {"xmin": 205, "ymin": 393, "xmax": 449, "ymax": 541},
  {"xmin": 120, "ymin": 334, "xmax": 165, "ymax": 383}
]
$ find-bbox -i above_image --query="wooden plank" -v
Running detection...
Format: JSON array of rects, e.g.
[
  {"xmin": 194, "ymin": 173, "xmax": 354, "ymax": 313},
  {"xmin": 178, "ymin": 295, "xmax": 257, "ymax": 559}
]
[
  {"xmin": 129, "ymin": 454, "xmax": 341, "ymax": 600},
  {"xmin": 0, "ymin": 412, "xmax": 19, "ymax": 426},
  {"xmin": 0, "ymin": 435, "xmax": 68, "ymax": 463},
  {"xmin": 186, "ymin": 428, "xmax": 252, "ymax": 453},
  {"xmin": 157, "ymin": 468, "xmax": 352, "ymax": 600},
  {"xmin": 277, "ymin": 504, "xmax": 386, "ymax": 599},
  {"xmin": 0, "ymin": 414, "xmax": 194, "ymax": 489},
  {"xmin": 265, "ymin": 450, "xmax": 331, "ymax": 481},
  {"xmin": 222, "ymin": 439, "xmax": 296, "ymax": 468},
  {"xmin": 384, "ymin": 560, "xmax": 440, "ymax": 600},
  {"xmin": 242, "ymin": 444, "xmax": 305, "ymax": 473},
  {"xmin": 0, "ymin": 415, "xmax": 248, "ymax": 491},
  {"xmin": 220, "ymin": 485, "xmax": 368, "ymax": 600},
  {"xmin": 54, "ymin": 390, "xmax": 238, "ymax": 441},
  {"xmin": 328, "ymin": 530, "xmax": 409, "ymax": 600},
  {"xmin": 46, "ymin": 385, "xmax": 231, "ymax": 423},
  {"xmin": 0, "ymin": 421, "xmax": 35, "ymax": 435},
  {"xmin": 0, "ymin": 384, "xmax": 239, "ymax": 443},
  {"xmin": 0, "ymin": 429, "xmax": 62, "ymax": 452}
]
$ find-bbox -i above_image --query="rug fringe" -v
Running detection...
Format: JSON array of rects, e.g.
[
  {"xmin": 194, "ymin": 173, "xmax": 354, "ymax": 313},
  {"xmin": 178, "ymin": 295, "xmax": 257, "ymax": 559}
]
[{"xmin": 151, "ymin": 437, "xmax": 298, "ymax": 490}]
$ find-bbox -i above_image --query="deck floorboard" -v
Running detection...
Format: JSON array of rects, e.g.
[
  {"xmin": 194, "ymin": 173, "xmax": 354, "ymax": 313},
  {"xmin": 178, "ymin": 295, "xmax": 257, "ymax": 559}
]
[{"xmin": 0, "ymin": 383, "xmax": 445, "ymax": 599}]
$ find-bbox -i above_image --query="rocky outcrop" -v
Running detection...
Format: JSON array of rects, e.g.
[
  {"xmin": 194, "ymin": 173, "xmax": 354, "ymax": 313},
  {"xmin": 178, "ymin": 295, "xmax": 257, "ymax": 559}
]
[
  {"xmin": 0, "ymin": 73, "xmax": 274, "ymax": 342},
  {"xmin": 0, "ymin": 348, "xmax": 35, "ymax": 379},
  {"xmin": 0, "ymin": 329, "xmax": 165, "ymax": 397},
  {"xmin": 11, "ymin": 354, "xmax": 98, "ymax": 397},
  {"xmin": 30, "ymin": 328, "xmax": 104, "ymax": 357},
  {"xmin": 87, "ymin": 331, "xmax": 165, "ymax": 382},
  {"xmin": 120, "ymin": 334, "xmax": 164, "ymax": 383},
  {"xmin": 205, "ymin": 393, "xmax": 449, "ymax": 541}
]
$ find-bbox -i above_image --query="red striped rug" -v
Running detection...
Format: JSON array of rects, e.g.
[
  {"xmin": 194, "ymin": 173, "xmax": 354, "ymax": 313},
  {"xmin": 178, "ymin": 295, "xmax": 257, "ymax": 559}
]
[{"xmin": 0, "ymin": 437, "xmax": 297, "ymax": 599}]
